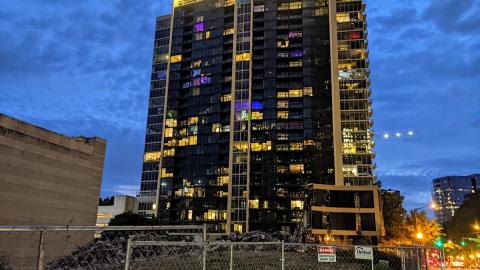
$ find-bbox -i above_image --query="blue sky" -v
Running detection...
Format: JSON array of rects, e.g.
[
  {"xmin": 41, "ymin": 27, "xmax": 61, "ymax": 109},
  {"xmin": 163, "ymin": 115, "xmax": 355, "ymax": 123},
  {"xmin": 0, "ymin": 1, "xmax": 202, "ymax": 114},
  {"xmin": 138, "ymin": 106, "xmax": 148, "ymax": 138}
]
[{"xmin": 0, "ymin": 0, "xmax": 479, "ymax": 210}]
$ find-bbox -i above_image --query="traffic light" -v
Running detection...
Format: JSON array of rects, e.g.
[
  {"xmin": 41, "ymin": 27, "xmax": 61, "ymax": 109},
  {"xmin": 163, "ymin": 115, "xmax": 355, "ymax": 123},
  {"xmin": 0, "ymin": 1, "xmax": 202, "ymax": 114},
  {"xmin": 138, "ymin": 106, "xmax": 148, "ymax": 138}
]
[
  {"xmin": 435, "ymin": 239, "xmax": 444, "ymax": 248},
  {"xmin": 460, "ymin": 240, "xmax": 467, "ymax": 247}
]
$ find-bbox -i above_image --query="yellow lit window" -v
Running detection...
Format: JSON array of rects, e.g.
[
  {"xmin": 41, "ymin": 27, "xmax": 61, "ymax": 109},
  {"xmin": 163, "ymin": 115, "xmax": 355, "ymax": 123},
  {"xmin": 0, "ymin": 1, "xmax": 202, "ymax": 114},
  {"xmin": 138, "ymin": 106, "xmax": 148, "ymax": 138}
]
[
  {"xmin": 235, "ymin": 52, "xmax": 251, "ymax": 62},
  {"xmin": 251, "ymin": 142, "xmax": 272, "ymax": 152},
  {"xmin": 304, "ymin": 139, "xmax": 315, "ymax": 146},
  {"xmin": 277, "ymin": 111, "xmax": 289, "ymax": 119},
  {"xmin": 187, "ymin": 209, "xmax": 193, "ymax": 220},
  {"xmin": 277, "ymin": 92, "xmax": 288, "ymax": 98},
  {"xmin": 161, "ymin": 168, "xmax": 173, "ymax": 178},
  {"xmin": 224, "ymin": 0, "xmax": 234, "ymax": 6},
  {"xmin": 170, "ymin": 54, "xmax": 182, "ymax": 63},
  {"xmin": 212, "ymin": 123, "xmax": 222, "ymax": 133},
  {"xmin": 251, "ymin": 111, "xmax": 263, "ymax": 120},
  {"xmin": 289, "ymin": 2, "xmax": 302, "ymax": 9},
  {"xmin": 188, "ymin": 135, "xmax": 197, "ymax": 145},
  {"xmin": 218, "ymin": 175, "xmax": 229, "ymax": 185},
  {"xmin": 289, "ymin": 164, "xmax": 304, "ymax": 174},
  {"xmin": 221, "ymin": 94, "xmax": 231, "ymax": 102},
  {"xmin": 206, "ymin": 31, "xmax": 211, "ymax": 39},
  {"xmin": 291, "ymin": 200, "xmax": 304, "ymax": 210},
  {"xmin": 336, "ymin": 13, "xmax": 350, "ymax": 23},
  {"xmin": 233, "ymin": 142, "xmax": 249, "ymax": 152},
  {"xmin": 174, "ymin": 0, "xmax": 202, "ymax": 7},
  {"xmin": 163, "ymin": 148, "xmax": 175, "ymax": 157},
  {"xmin": 165, "ymin": 128, "xmax": 173, "ymax": 137},
  {"xmin": 303, "ymin": 87, "xmax": 313, "ymax": 96},
  {"xmin": 191, "ymin": 59, "xmax": 202, "ymax": 68},
  {"xmin": 263, "ymin": 201, "xmax": 268, "ymax": 209},
  {"xmin": 144, "ymin": 152, "xmax": 161, "ymax": 162},
  {"xmin": 289, "ymin": 89, "xmax": 303, "ymax": 97},
  {"xmin": 249, "ymin": 199, "xmax": 259, "ymax": 209},
  {"xmin": 223, "ymin": 28, "xmax": 234, "ymax": 36},
  {"xmin": 188, "ymin": 116, "xmax": 199, "ymax": 125},
  {"xmin": 289, "ymin": 60, "xmax": 302, "ymax": 67},
  {"xmin": 166, "ymin": 119, "xmax": 177, "ymax": 127},
  {"xmin": 191, "ymin": 87, "xmax": 200, "ymax": 96},
  {"xmin": 277, "ymin": 100, "xmax": 288, "ymax": 108},
  {"xmin": 233, "ymin": 223, "xmax": 243, "ymax": 233},
  {"xmin": 178, "ymin": 137, "xmax": 187, "ymax": 146},
  {"xmin": 289, "ymin": 142, "xmax": 303, "ymax": 151},
  {"xmin": 204, "ymin": 210, "xmax": 227, "ymax": 221},
  {"xmin": 277, "ymin": 40, "xmax": 289, "ymax": 48}
]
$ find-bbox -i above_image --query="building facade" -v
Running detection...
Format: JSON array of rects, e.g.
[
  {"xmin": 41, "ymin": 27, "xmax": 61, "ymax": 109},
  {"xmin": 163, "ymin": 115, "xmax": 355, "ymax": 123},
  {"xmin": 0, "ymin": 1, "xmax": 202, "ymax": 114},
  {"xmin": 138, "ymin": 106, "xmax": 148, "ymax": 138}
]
[
  {"xmin": 139, "ymin": 0, "xmax": 383, "ymax": 243},
  {"xmin": 432, "ymin": 174, "xmax": 479, "ymax": 224},
  {"xmin": 0, "ymin": 113, "xmax": 107, "ymax": 268},
  {"xmin": 97, "ymin": 195, "xmax": 137, "ymax": 226},
  {"xmin": 137, "ymin": 15, "xmax": 172, "ymax": 218}
]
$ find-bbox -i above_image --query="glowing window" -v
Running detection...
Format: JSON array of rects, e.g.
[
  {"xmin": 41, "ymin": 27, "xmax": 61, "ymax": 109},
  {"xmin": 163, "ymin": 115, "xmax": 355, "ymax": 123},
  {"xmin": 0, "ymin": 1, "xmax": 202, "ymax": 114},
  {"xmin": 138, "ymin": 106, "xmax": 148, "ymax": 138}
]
[
  {"xmin": 166, "ymin": 119, "xmax": 177, "ymax": 127},
  {"xmin": 165, "ymin": 128, "xmax": 173, "ymax": 137},
  {"xmin": 233, "ymin": 142, "xmax": 249, "ymax": 152},
  {"xmin": 194, "ymin": 32, "xmax": 203, "ymax": 41},
  {"xmin": 277, "ymin": 111, "xmax": 289, "ymax": 119},
  {"xmin": 277, "ymin": 40, "xmax": 289, "ymax": 48},
  {"xmin": 235, "ymin": 52, "xmax": 251, "ymax": 62},
  {"xmin": 251, "ymin": 101, "xmax": 263, "ymax": 110},
  {"xmin": 249, "ymin": 199, "xmax": 259, "ymax": 209},
  {"xmin": 288, "ymin": 31, "xmax": 303, "ymax": 38},
  {"xmin": 161, "ymin": 168, "xmax": 173, "ymax": 178},
  {"xmin": 188, "ymin": 117, "xmax": 199, "ymax": 125},
  {"xmin": 291, "ymin": 200, "xmax": 304, "ymax": 210},
  {"xmin": 163, "ymin": 148, "xmax": 175, "ymax": 157},
  {"xmin": 144, "ymin": 152, "xmax": 161, "ymax": 162},
  {"xmin": 289, "ymin": 142, "xmax": 303, "ymax": 151},
  {"xmin": 191, "ymin": 59, "xmax": 202, "ymax": 68},
  {"xmin": 223, "ymin": 28, "xmax": 234, "ymax": 36},
  {"xmin": 263, "ymin": 201, "xmax": 268, "ymax": 209},
  {"xmin": 170, "ymin": 55, "xmax": 182, "ymax": 63},
  {"xmin": 289, "ymin": 164, "xmax": 304, "ymax": 174},
  {"xmin": 289, "ymin": 2, "xmax": 302, "ymax": 9},
  {"xmin": 206, "ymin": 31, "xmax": 211, "ymax": 39},
  {"xmin": 188, "ymin": 136, "xmax": 197, "ymax": 145},
  {"xmin": 251, "ymin": 111, "xmax": 263, "ymax": 120},
  {"xmin": 289, "ymin": 60, "xmax": 302, "ymax": 67},
  {"xmin": 221, "ymin": 94, "xmax": 231, "ymax": 102},
  {"xmin": 277, "ymin": 100, "xmax": 288, "ymax": 108},
  {"xmin": 212, "ymin": 123, "xmax": 222, "ymax": 133},
  {"xmin": 277, "ymin": 92, "xmax": 288, "ymax": 98},
  {"xmin": 254, "ymin": 5, "xmax": 264, "ymax": 12},
  {"xmin": 289, "ymin": 89, "xmax": 303, "ymax": 97},
  {"xmin": 193, "ymin": 22, "xmax": 204, "ymax": 32},
  {"xmin": 303, "ymin": 87, "xmax": 313, "ymax": 96}
]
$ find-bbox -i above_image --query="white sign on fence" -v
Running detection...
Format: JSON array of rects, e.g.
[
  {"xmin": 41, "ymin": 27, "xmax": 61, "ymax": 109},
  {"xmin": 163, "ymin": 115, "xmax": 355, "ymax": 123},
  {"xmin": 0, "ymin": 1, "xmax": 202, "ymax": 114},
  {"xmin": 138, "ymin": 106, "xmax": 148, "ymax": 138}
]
[
  {"xmin": 354, "ymin": 246, "xmax": 373, "ymax": 260},
  {"xmin": 317, "ymin": 246, "xmax": 336, "ymax": 262}
]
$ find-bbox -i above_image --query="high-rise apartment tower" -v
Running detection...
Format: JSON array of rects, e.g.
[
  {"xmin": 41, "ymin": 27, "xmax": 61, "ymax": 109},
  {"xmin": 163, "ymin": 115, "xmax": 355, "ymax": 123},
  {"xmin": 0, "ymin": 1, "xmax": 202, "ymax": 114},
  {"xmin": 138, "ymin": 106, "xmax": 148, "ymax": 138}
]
[{"xmin": 139, "ymin": 0, "xmax": 383, "ymax": 243}]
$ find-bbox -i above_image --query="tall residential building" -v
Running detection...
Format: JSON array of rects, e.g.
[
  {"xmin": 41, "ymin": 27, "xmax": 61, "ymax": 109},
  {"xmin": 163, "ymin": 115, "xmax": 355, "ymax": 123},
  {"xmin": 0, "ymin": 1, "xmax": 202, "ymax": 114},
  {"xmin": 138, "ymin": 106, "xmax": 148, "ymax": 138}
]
[
  {"xmin": 0, "ymin": 113, "xmax": 106, "ymax": 268},
  {"xmin": 139, "ymin": 0, "xmax": 383, "ymax": 243},
  {"xmin": 137, "ymin": 15, "xmax": 172, "ymax": 218},
  {"xmin": 432, "ymin": 174, "xmax": 479, "ymax": 224}
]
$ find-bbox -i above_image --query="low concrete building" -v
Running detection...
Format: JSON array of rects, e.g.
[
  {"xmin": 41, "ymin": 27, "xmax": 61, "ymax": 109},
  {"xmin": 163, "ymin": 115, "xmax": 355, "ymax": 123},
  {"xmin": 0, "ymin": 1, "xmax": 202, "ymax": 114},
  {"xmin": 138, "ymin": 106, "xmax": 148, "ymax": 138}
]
[
  {"xmin": 0, "ymin": 114, "xmax": 107, "ymax": 269},
  {"xmin": 96, "ymin": 195, "xmax": 136, "ymax": 226}
]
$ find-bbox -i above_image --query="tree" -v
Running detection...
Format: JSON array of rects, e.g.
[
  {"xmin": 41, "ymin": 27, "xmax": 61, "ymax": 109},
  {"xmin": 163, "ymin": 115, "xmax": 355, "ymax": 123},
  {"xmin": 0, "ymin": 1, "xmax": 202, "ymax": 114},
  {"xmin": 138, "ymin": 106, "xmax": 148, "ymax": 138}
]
[
  {"xmin": 405, "ymin": 210, "xmax": 443, "ymax": 246},
  {"xmin": 445, "ymin": 192, "xmax": 480, "ymax": 247},
  {"xmin": 380, "ymin": 189, "xmax": 407, "ymax": 241},
  {"xmin": 108, "ymin": 212, "xmax": 159, "ymax": 226}
]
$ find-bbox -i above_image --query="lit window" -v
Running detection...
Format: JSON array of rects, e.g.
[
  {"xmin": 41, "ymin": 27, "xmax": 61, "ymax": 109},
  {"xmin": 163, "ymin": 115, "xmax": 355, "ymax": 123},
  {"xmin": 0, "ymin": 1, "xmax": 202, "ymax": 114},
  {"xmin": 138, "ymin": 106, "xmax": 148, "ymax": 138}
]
[
  {"xmin": 221, "ymin": 94, "xmax": 231, "ymax": 102},
  {"xmin": 188, "ymin": 135, "xmax": 197, "ymax": 145},
  {"xmin": 263, "ymin": 201, "xmax": 268, "ymax": 209},
  {"xmin": 277, "ymin": 92, "xmax": 288, "ymax": 98},
  {"xmin": 144, "ymin": 152, "xmax": 161, "ymax": 162},
  {"xmin": 166, "ymin": 119, "xmax": 177, "ymax": 127},
  {"xmin": 289, "ymin": 2, "xmax": 302, "ymax": 9},
  {"xmin": 206, "ymin": 31, "xmax": 211, "ymax": 39},
  {"xmin": 289, "ymin": 89, "xmax": 303, "ymax": 97},
  {"xmin": 277, "ymin": 111, "xmax": 289, "ymax": 119},
  {"xmin": 191, "ymin": 87, "xmax": 200, "ymax": 96},
  {"xmin": 277, "ymin": 101, "xmax": 288, "ymax": 108},
  {"xmin": 212, "ymin": 123, "xmax": 222, "ymax": 133},
  {"xmin": 165, "ymin": 128, "xmax": 173, "ymax": 137},
  {"xmin": 254, "ymin": 5, "xmax": 264, "ymax": 12},
  {"xmin": 191, "ymin": 59, "xmax": 202, "ymax": 68},
  {"xmin": 193, "ymin": 22, "xmax": 204, "ymax": 32},
  {"xmin": 235, "ymin": 52, "xmax": 251, "ymax": 62},
  {"xmin": 170, "ymin": 55, "xmax": 182, "ymax": 63},
  {"xmin": 233, "ymin": 142, "xmax": 249, "ymax": 152},
  {"xmin": 194, "ymin": 32, "xmax": 203, "ymax": 41},
  {"xmin": 223, "ymin": 28, "xmax": 234, "ymax": 36},
  {"xmin": 289, "ymin": 142, "xmax": 303, "ymax": 151},
  {"xmin": 277, "ymin": 40, "xmax": 289, "ymax": 48},
  {"xmin": 163, "ymin": 148, "xmax": 175, "ymax": 157},
  {"xmin": 291, "ymin": 200, "xmax": 304, "ymax": 210},
  {"xmin": 289, "ymin": 60, "xmax": 302, "ymax": 67},
  {"xmin": 289, "ymin": 164, "xmax": 304, "ymax": 174},
  {"xmin": 188, "ymin": 116, "xmax": 199, "ymax": 125},
  {"xmin": 161, "ymin": 168, "xmax": 173, "ymax": 177},
  {"xmin": 288, "ymin": 31, "xmax": 303, "ymax": 38},
  {"xmin": 303, "ymin": 87, "xmax": 313, "ymax": 96},
  {"xmin": 249, "ymin": 199, "xmax": 259, "ymax": 209},
  {"xmin": 251, "ymin": 111, "xmax": 263, "ymax": 120},
  {"xmin": 336, "ymin": 13, "xmax": 350, "ymax": 23}
]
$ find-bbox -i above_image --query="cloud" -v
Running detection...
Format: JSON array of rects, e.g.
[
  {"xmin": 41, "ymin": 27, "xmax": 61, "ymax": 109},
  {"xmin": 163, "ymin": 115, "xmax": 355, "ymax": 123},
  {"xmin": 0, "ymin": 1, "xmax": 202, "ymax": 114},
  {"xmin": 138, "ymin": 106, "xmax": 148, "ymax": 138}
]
[{"xmin": 103, "ymin": 185, "xmax": 140, "ymax": 197}]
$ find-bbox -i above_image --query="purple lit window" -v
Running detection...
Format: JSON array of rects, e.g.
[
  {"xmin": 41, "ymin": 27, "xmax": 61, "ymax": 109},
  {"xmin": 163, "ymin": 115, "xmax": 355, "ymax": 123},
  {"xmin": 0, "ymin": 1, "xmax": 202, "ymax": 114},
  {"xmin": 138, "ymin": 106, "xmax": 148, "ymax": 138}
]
[
  {"xmin": 194, "ymin": 22, "xmax": 205, "ymax": 32},
  {"xmin": 288, "ymin": 31, "xmax": 302, "ymax": 39},
  {"xmin": 290, "ymin": 51, "xmax": 303, "ymax": 57},
  {"xmin": 200, "ymin": 75, "xmax": 211, "ymax": 85},
  {"xmin": 235, "ymin": 101, "xmax": 249, "ymax": 111},
  {"xmin": 193, "ymin": 78, "xmax": 201, "ymax": 87},
  {"xmin": 191, "ymin": 68, "xmax": 201, "ymax": 77},
  {"xmin": 183, "ymin": 82, "xmax": 191, "ymax": 89}
]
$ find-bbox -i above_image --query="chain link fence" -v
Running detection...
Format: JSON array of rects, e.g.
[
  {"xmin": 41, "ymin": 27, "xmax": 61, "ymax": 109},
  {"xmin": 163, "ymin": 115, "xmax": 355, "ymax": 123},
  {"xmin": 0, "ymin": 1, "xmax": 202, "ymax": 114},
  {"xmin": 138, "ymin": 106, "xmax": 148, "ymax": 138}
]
[{"xmin": 0, "ymin": 225, "xmax": 445, "ymax": 270}]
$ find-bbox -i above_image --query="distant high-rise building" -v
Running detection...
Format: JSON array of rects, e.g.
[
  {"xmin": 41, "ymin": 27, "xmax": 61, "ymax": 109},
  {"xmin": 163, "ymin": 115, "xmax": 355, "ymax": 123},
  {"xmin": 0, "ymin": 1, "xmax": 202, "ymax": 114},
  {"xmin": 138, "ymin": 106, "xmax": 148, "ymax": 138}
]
[
  {"xmin": 432, "ymin": 174, "xmax": 480, "ymax": 224},
  {"xmin": 137, "ymin": 15, "xmax": 172, "ymax": 218},
  {"xmin": 139, "ymin": 0, "xmax": 383, "ymax": 243}
]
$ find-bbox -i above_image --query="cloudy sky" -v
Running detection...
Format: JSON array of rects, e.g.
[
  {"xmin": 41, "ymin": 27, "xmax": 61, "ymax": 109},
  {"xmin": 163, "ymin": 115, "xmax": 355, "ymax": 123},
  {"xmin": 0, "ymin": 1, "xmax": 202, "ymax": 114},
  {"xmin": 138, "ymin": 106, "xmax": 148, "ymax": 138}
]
[{"xmin": 1, "ymin": 0, "xmax": 478, "ymax": 210}]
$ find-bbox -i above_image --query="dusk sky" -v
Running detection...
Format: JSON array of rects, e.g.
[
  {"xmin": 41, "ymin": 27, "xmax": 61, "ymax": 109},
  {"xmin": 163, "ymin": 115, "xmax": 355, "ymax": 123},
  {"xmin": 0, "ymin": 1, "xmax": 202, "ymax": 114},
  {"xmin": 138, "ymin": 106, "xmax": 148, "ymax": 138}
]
[{"xmin": 1, "ymin": 0, "xmax": 479, "ymax": 210}]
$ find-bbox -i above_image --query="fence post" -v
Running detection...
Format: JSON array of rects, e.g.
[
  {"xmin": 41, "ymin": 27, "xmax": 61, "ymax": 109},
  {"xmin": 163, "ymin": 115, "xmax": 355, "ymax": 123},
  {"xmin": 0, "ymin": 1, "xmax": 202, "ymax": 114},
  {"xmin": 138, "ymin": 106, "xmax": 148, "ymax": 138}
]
[
  {"xmin": 440, "ymin": 248, "xmax": 446, "ymax": 270},
  {"xmin": 416, "ymin": 248, "xmax": 420, "ymax": 270},
  {"xmin": 371, "ymin": 247, "xmax": 374, "ymax": 270},
  {"xmin": 202, "ymin": 224, "xmax": 207, "ymax": 270},
  {"xmin": 401, "ymin": 249, "xmax": 406, "ymax": 270},
  {"xmin": 281, "ymin": 241, "xmax": 285, "ymax": 270},
  {"xmin": 229, "ymin": 243, "xmax": 233, "ymax": 270},
  {"xmin": 124, "ymin": 237, "xmax": 133, "ymax": 270},
  {"xmin": 37, "ymin": 230, "xmax": 46, "ymax": 270}
]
